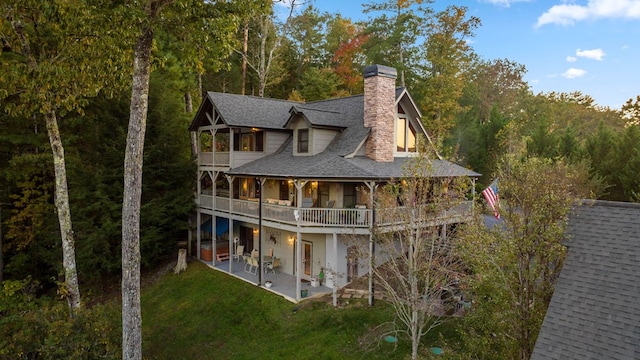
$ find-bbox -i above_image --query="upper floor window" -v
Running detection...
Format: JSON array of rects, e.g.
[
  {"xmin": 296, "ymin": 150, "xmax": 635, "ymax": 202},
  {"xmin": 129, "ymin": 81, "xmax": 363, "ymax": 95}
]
[
  {"xmin": 298, "ymin": 129, "xmax": 309, "ymax": 153},
  {"xmin": 233, "ymin": 130, "xmax": 264, "ymax": 152},
  {"xmin": 396, "ymin": 117, "xmax": 416, "ymax": 153}
]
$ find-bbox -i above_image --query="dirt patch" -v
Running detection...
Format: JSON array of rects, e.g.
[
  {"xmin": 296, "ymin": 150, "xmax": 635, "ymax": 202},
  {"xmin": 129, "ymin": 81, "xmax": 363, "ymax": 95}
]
[{"xmin": 84, "ymin": 250, "xmax": 187, "ymax": 306}]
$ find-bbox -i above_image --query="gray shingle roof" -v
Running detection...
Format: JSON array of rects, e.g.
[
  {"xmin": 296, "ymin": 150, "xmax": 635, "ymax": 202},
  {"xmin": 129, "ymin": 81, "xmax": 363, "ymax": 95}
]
[
  {"xmin": 190, "ymin": 90, "xmax": 479, "ymax": 180},
  {"xmin": 190, "ymin": 92, "xmax": 301, "ymax": 130},
  {"xmin": 226, "ymin": 136, "xmax": 479, "ymax": 179},
  {"xmin": 531, "ymin": 200, "xmax": 640, "ymax": 360}
]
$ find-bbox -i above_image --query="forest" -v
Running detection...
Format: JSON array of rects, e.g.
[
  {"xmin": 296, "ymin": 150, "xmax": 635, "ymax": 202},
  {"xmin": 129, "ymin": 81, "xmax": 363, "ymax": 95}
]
[{"xmin": 1, "ymin": 0, "xmax": 639, "ymax": 358}]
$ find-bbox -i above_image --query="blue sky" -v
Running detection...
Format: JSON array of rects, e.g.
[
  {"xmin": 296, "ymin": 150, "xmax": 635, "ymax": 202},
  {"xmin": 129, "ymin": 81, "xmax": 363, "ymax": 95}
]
[{"xmin": 298, "ymin": 0, "xmax": 640, "ymax": 109}]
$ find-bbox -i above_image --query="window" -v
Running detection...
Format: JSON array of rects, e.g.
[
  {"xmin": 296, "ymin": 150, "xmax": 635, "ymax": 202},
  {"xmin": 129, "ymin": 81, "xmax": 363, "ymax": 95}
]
[
  {"xmin": 396, "ymin": 117, "xmax": 417, "ymax": 153},
  {"xmin": 343, "ymin": 183, "xmax": 356, "ymax": 208},
  {"xmin": 233, "ymin": 131, "xmax": 264, "ymax": 152},
  {"xmin": 298, "ymin": 129, "xmax": 309, "ymax": 153}
]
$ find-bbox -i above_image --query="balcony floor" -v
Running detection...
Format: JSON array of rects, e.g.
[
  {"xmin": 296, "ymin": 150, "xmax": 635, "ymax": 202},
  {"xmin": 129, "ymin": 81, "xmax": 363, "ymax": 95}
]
[{"xmin": 200, "ymin": 258, "xmax": 332, "ymax": 303}]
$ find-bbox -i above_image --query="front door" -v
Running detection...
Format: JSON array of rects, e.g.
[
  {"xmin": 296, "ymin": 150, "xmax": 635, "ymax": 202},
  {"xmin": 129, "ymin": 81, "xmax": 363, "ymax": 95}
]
[{"xmin": 303, "ymin": 241, "xmax": 313, "ymax": 278}]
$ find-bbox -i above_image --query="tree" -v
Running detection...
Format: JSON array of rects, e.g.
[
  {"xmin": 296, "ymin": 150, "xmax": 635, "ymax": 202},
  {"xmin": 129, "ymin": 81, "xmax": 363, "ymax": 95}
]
[
  {"xmin": 0, "ymin": 0, "xmax": 128, "ymax": 313},
  {"xmin": 419, "ymin": 5, "xmax": 480, "ymax": 146},
  {"xmin": 237, "ymin": 0, "xmax": 301, "ymax": 97},
  {"xmin": 350, "ymin": 155, "xmax": 472, "ymax": 360},
  {"xmin": 456, "ymin": 155, "xmax": 595, "ymax": 359},
  {"xmin": 298, "ymin": 67, "xmax": 343, "ymax": 101},
  {"xmin": 622, "ymin": 95, "xmax": 640, "ymax": 127},
  {"xmin": 118, "ymin": 1, "xmax": 239, "ymax": 358},
  {"xmin": 362, "ymin": 0, "xmax": 430, "ymax": 87}
]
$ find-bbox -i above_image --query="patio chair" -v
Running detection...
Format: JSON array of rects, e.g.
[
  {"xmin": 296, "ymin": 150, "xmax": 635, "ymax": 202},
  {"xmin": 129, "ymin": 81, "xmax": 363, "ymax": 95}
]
[
  {"xmin": 244, "ymin": 256, "xmax": 259, "ymax": 275},
  {"xmin": 234, "ymin": 245, "xmax": 245, "ymax": 262},
  {"xmin": 267, "ymin": 257, "xmax": 281, "ymax": 274}
]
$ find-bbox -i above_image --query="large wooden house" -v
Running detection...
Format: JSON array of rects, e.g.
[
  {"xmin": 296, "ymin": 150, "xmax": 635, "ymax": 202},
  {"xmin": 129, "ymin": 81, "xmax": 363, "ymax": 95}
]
[{"xmin": 188, "ymin": 65, "xmax": 479, "ymax": 301}]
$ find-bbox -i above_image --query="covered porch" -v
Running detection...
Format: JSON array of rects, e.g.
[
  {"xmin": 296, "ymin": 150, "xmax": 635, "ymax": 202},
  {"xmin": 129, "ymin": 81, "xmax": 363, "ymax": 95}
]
[{"xmin": 201, "ymin": 258, "xmax": 333, "ymax": 303}]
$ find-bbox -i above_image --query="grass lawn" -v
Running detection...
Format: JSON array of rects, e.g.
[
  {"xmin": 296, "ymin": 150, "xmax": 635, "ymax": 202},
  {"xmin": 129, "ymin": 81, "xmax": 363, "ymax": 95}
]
[{"xmin": 140, "ymin": 261, "xmax": 457, "ymax": 359}]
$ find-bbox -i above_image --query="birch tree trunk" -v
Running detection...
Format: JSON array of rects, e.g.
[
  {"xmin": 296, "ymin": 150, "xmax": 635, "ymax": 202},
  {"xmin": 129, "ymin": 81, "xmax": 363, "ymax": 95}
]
[
  {"xmin": 11, "ymin": 14, "xmax": 82, "ymax": 314},
  {"xmin": 122, "ymin": 25, "xmax": 153, "ymax": 360},
  {"xmin": 241, "ymin": 20, "xmax": 248, "ymax": 96},
  {"xmin": 45, "ymin": 108, "xmax": 81, "ymax": 312}
]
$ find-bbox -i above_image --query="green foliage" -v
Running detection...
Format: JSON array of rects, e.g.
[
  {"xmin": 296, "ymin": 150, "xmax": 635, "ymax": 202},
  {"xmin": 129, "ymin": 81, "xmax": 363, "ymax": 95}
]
[
  {"xmin": 455, "ymin": 156, "xmax": 594, "ymax": 359},
  {"xmin": 418, "ymin": 5, "xmax": 480, "ymax": 146},
  {"xmin": 299, "ymin": 67, "xmax": 344, "ymax": 101},
  {"xmin": 0, "ymin": 279, "xmax": 120, "ymax": 360},
  {"xmin": 3, "ymin": 153, "xmax": 60, "ymax": 285}
]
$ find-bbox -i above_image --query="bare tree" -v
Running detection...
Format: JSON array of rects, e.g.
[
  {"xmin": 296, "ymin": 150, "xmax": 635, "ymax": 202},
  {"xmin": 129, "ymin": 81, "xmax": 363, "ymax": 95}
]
[
  {"xmin": 350, "ymin": 157, "xmax": 472, "ymax": 360},
  {"xmin": 235, "ymin": 0, "xmax": 303, "ymax": 97}
]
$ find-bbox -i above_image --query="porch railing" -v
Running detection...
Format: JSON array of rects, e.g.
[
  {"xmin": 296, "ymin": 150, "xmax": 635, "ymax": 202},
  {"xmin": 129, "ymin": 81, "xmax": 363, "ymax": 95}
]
[
  {"xmin": 201, "ymin": 196, "xmax": 473, "ymax": 228},
  {"xmin": 198, "ymin": 151, "xmax": 229, "ymax": 167}
]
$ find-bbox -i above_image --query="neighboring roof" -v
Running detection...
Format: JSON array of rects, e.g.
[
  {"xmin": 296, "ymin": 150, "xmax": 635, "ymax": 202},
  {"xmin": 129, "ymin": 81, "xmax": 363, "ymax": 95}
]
[{"xmin": 531, "ymin": 200, "xmax": 640, "ymax": 360}]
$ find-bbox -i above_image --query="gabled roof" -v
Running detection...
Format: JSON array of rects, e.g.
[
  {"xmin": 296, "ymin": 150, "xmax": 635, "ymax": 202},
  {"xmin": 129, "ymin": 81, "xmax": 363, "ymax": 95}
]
[
  {"xmin": 531, "ymin": 200, "xmax": 640, "ymax": 360},
  {"xmin": 190, "ymin": 89, "xmax": 480, "ymax": 180},
  {"xmin": 189, "ymin": 92, "xmax": 300, "ymax": 130}
]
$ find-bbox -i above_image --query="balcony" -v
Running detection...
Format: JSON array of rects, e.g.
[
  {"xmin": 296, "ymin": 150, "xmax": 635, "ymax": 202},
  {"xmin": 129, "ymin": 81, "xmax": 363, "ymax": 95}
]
[
  {"xmin": 198, "ymin": 196, "xmax": 473, "ymax": 229},
  {"xmin": 198, "ymin": 151, "xmax": 229, "ymax": 167}
]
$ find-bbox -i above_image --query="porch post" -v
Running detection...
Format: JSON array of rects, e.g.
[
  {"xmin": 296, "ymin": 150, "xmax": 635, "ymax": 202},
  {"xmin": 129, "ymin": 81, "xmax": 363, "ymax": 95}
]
[
  {"xmin": 196, "ymin": 211, "xmax": 201, "ymax": 260},
  {"xmin": 365, "ymin": 181, "xmax": 377, "ymax": 306},
  {"xmin": 294, "ymin": 180, "xmax": 307, "ymax": 301},
  {"xmin": 197, "ymin": 173, "xmax": 202, "ymax": 260},
  {"xmin": 226, "ymin": 174, "xmax": 234, "ymax": 273},
  {"xmin": 471, "ymin": 177, "xmax": 476, "ymax": 212},
  {"xmin": 257, "ymin": 177, "xmax": 265, "ymax": 286},
  {"xmin": 332, "ymin": 232, "xmax": 338, "ymax": 307}
]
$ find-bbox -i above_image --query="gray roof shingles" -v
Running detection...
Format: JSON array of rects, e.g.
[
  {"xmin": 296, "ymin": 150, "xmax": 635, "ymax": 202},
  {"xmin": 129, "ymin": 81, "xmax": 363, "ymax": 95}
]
[
  {"xmin": 191, "ymin": 90, "xmax": 479, "ymax": 180},
  {"xmin": 531, "ymin": 200, "xmax": 640, "ymax": 360}
]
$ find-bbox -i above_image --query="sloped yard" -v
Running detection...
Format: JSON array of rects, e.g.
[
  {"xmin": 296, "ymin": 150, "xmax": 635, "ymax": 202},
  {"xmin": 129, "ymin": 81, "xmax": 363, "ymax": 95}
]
[{"xmin": 141, "ymin": 261, "xmax": 457, "ymax": 359}]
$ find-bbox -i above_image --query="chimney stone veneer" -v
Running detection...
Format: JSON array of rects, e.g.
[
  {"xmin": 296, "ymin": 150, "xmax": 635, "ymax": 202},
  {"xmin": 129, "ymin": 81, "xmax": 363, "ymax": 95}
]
[{"xmin": 363, "ymin": 64, "xmax": 397, "ymax": 163}]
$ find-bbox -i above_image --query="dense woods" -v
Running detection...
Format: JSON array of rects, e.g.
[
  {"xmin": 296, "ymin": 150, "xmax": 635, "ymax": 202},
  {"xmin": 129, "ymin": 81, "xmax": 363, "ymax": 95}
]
[{"xmin": 1, "ymin": 0, "xmax": 639, "ymax": 358}]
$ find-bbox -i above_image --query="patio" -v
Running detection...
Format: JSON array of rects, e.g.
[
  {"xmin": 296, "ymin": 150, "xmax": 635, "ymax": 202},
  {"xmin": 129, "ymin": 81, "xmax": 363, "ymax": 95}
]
[{"xmin": 200, "ymin": 258, "xmax": 332, "ymax": 303}]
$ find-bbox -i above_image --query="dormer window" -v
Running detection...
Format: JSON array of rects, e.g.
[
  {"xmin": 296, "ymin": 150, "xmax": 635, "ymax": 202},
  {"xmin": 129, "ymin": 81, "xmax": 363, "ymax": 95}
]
[
  {"xmin": 396, "ymin": 117, "xmax": 417, "ymax": 153},
  {"xmin": 298, "ymin": 129, "xmax": 309, "ymax": 153}
]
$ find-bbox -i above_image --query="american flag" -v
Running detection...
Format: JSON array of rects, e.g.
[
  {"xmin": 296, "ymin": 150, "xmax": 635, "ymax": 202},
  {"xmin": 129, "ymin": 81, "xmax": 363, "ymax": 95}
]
[{"xmin": 482, "ymin": 179, "xmax": 500, "ymax": 219}]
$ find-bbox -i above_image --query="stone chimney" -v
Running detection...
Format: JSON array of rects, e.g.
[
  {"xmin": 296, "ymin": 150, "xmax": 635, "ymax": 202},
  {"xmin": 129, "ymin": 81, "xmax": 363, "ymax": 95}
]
[{"xmin": 363, "ymin": 64, "xmax": 397, "ymax": 162}]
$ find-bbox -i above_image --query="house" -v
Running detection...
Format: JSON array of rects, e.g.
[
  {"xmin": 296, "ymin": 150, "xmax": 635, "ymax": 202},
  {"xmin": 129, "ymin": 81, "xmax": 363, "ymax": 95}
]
[
  {"xmin": 531, "ymin": 200, "xmax": 640, "ymax": 359},
  {"xmin": 188, "ymin": 64, "xmax": 480, "ymax": 302}
]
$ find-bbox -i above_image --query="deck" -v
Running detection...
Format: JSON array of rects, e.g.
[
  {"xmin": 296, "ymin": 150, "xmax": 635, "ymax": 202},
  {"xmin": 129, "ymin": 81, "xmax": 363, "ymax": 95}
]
[{"xmin": 201, "ymin": 258, "xmax": 333, "ymax": 303}]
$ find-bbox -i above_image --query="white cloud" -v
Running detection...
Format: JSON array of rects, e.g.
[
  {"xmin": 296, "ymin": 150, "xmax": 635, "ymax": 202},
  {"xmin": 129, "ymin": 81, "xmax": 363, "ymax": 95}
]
[
  {"xmin": 622, "ymin": 44, "xmax": 631, "ymax": 50},
  {"xmin": 576, "ymin": 48, "xmax": 606, "ymax": 60},
  {"xmin": 562, "ymin": 68, "xmax": 587, "ymax": 79},
  {"xmin": 566, "ymin": 56, "xmax": 577, "ymax": 62},
  {"xmin": 536, "ymin": 0, "xmax": 640, "ymax": 27}
]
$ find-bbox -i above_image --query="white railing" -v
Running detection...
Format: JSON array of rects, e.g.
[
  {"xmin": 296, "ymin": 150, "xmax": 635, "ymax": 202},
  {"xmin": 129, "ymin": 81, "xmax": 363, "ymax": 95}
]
[
  {"xmin": 375, "ymin": 201, "xmax": 474, "ymax": 226},
  {"xmin": 198, "ymin": 151, "xmax": 229, "ymax": 167},
  {"xmin": 199, "ymin": 194, "xmax": 213, "ymax": 209},
  {"xmin": 215, "ymin": 196, "xmax": 229, "ymax": 212},
  {"xmin": 199, "ymin": 152, "xmax": 213, "ymax": 166},
  {"xmin": 204, "ymin": 198, "xmax": 473, "ymax": 229},
  {"xmin": 214, "ymin": 152, "xmax": 229, "ymax": 166}
]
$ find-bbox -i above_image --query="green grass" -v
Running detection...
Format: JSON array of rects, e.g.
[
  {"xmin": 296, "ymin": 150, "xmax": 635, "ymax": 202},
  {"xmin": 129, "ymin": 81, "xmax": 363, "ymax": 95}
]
[{"xmin": 140, "ymin": 262, "xmax": 457, "ymax": 359}]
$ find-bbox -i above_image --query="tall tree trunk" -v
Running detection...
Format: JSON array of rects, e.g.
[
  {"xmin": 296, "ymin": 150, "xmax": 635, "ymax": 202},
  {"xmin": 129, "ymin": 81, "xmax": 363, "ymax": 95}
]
[
  {"xmin": 45, "ymin": 108, "xmax": 81, "ymax": 313},
  {"xmin": 184, "ymin": 91, "xmax": 193, "ymax": 113},
  {"xmin": 241, "ymin": 20, "xmax": 249, "ymax": 96},
  {"xmin": 12, "ymin": 15, "xmax": 81, "ymax": 314},
  {"xmin": 185, "ymin": 91, "xmax": 198, "ymax": 160},
  {"xmin": 122, "ymin": 25, "xmax": 153, "ymax": 360}
]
